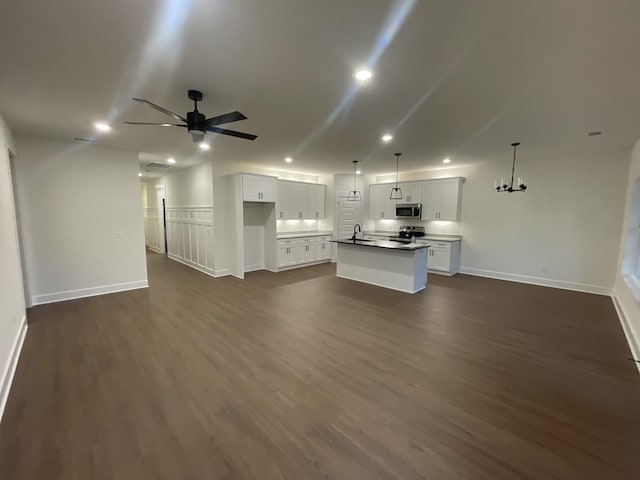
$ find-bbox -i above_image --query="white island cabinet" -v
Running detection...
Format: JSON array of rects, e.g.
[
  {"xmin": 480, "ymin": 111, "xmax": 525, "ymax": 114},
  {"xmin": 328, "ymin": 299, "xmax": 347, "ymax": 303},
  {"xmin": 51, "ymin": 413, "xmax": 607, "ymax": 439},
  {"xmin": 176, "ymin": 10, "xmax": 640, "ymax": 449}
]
[
  {"xmin": 418, "ymin": 237, "xmax": 461, "ymax": 275},
  {"xmin": 334, "ymin": 239, "xmax": 428, "ymax": 294}
]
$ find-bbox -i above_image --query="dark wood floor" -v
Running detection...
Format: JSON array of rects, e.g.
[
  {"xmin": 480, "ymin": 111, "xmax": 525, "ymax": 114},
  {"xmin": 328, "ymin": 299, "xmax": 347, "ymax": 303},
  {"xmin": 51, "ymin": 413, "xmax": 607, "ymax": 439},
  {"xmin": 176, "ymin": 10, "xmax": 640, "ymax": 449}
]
[{"xmin": 1, "ymin": 253, "xmax": 640, "ymax": 479}]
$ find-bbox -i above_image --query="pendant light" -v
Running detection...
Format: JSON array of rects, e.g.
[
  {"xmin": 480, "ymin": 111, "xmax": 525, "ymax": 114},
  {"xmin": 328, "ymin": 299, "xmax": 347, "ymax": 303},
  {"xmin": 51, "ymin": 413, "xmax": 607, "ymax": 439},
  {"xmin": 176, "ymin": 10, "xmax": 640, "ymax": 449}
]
[
  {"xmin": 495, "ymin": 142, "xmax": 527, "ymax": 193},
  {"xmin": 390, "ymin": 152, "xmax": 403, "ymax": 200},
  {"xmin": 346, "ymin": 160, "xmax": 362, "ymax": 201}
]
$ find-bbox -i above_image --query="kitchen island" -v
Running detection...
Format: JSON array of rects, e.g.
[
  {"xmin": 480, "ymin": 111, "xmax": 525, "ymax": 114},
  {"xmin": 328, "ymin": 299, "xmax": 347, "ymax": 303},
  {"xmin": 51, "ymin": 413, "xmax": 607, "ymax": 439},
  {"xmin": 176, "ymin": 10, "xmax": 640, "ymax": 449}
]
[{"xmin": 332, "ymin": 239, "xmax": 429, "ymax": 293}]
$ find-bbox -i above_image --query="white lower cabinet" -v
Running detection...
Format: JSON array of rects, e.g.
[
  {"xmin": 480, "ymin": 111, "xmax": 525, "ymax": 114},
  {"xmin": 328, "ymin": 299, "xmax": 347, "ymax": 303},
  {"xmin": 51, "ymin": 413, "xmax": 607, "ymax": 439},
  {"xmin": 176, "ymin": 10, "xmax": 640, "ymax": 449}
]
[
  {"xmin": 299, "ymin": 243, "xmax": 316, "ymax": 263},
  {"xmin": 278, "ymin": 246, "xmax": 298, "ymax": 267},
  {"xmin": 421, "ymin": 239, "xmax": 461, "ymax": 276},
  {"xmin": 316, "ymin": 241, "xmax": 331, "ymax": 261},
  {"xmin": 277, "ymin": 235, "xmax": 332, "ymax": 270}
]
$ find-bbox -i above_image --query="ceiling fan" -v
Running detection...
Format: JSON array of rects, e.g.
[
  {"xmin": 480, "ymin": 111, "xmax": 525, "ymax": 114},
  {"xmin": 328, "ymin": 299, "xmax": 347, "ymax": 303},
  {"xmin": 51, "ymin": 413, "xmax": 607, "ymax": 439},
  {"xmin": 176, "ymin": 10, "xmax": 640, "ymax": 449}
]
[{"xmin": 124, "ymin": 90, "xmax": 257, "ymax": 142}]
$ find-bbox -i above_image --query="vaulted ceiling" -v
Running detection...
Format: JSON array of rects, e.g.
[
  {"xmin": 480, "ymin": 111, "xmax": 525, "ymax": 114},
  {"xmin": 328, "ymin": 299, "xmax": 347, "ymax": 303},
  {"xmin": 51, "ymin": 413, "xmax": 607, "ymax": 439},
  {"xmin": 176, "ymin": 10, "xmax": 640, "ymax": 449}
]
[{"xmin": 2, "ymin": 0, "xmax": 640, "ymax": 176}]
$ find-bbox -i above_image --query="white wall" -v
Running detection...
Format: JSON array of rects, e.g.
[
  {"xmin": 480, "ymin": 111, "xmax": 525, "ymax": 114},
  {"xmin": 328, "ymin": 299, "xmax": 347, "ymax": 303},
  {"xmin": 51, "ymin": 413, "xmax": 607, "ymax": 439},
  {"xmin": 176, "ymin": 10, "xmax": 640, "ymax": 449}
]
[
  {"xmin": 373, "ymin": 149, "xmax": 629, "ymax": 294},
  {"xmin": 0, "ymin": 114, "xmax": 27, "ymax": 422},
  {"xmin": 613, "ymin": 139, "xmax": 640, "ymax": 362},
  {"xmin": 13, "ymin": 135, "xmax": 148, "ymax": 305},
  {"xmin": 162, "ymin": 162, "xmax": 213, "ymax": 207}
]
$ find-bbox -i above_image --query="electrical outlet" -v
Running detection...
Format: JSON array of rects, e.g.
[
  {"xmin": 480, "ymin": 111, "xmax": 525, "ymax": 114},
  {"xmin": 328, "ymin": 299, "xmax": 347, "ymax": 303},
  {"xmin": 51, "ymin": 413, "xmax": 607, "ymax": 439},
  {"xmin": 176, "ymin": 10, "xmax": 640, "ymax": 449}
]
[{"xmin": 541, "ymin": 265, "xmax": 547, "ymax": 273}]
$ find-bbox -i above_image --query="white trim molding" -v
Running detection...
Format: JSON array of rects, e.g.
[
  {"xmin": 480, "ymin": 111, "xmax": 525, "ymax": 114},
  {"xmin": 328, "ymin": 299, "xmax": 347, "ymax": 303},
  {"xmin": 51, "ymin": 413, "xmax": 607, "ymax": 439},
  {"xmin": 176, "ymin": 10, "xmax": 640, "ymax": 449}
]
[
  {"xmin": 460, "ymin": 267, "xmax": 611, "ymax": 296},
  {"xmin": 612, "ymin": 295, "xmax": 640, "ymax": 374},
  {"xmin": 0, "ymin": 315, "xmax": 27, "ymax": 424},
  {"xmin": 31, "ymin": 280, "xmax": 148, "ymax": 306}
]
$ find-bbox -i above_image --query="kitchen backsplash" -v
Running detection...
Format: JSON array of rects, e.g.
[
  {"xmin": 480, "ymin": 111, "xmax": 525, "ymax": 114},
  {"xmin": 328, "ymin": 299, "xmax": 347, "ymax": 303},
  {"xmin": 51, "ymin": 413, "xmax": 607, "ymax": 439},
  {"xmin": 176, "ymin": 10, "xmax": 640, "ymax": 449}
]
[
  {"xmin": 276, "ymin": 218, "xmax": 332, "ymax": 233},
  {"xmin": 374, "ymin": 218, "xmax": 461, "ymax": 235}
]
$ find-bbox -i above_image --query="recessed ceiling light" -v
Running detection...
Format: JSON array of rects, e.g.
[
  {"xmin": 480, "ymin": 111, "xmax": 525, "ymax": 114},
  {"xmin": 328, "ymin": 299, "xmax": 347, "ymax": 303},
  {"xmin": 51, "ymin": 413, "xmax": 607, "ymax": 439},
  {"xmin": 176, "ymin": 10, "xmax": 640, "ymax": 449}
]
[
  {"xmin": 199, "ymin": 143, "xmax": 210, "ymax": 151},
  {"xmin": 382, "ymin": 134, "xmax": 393, "ymax": 142},
  {"xmin": 95, "ymin": 122, "xmax": 111, "ymax": 132},
  {"xmin": 161, "ymin": 124, "xmax": 173, "ymax": 127},
  {"xmin": 167, "ymin": 157, "xmax": 176, "ymax": 164},
  {"xmin": 285, "ymin": 157, "xmax": 293, "ymax": 163},
  {"xmin": 356, "ymin": 170, "xmax": 362, "ymax": 175},
  {"xmin": 138, "ymin": 172, "xmax": 143, "ymax": 177},
  {"xmin": 443, "ymin": 158, "xmax": 451, "ymax": 164},
  {"xmin": 354, "ymin": 69, "xmax": 373, "ymax": 81}
]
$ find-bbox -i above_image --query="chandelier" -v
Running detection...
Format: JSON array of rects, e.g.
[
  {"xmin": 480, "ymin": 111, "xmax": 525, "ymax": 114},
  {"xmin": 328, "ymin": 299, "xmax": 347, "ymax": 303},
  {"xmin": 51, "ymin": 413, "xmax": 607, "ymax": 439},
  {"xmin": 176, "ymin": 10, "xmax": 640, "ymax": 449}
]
[{"xmin": 495, "ymin": 142, "xmax": 527, "ymax": 193}]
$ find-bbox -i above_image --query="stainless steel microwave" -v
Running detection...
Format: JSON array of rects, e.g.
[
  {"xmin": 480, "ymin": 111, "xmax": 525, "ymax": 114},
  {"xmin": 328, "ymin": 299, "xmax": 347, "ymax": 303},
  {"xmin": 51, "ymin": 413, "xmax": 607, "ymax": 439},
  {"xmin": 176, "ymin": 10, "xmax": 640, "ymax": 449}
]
[{"xmin": 395, "ymin": 203, "xmax": 422, "ymax": 219}]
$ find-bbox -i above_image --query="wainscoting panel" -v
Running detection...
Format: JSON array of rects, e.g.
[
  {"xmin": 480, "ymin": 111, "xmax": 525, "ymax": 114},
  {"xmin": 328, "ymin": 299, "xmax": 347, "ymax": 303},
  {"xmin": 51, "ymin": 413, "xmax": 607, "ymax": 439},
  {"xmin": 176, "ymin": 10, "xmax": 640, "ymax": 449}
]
[
  {"xmin": 166, "ymin": 207, "xmax": 214, "ymax": 275},
  {"xmin": 143, "ymin": 207, "xmax": 162, "ymax": 253}
]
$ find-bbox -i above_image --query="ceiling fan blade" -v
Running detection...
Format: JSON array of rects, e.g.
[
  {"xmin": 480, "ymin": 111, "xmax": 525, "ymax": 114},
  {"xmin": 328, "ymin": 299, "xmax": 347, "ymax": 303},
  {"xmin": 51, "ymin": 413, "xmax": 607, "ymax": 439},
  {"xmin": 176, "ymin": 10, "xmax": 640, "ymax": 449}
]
[
  {"xmin": 205, "ymin": 111, "xmax": 247, "ymax": 127},
  {"xmin": 206, "ymin": 126, "xmax": 257, "ymax": 141},
  {"xmin": 132, "ymin": 98, "xmax": 187, "ymax": 122},
  {"xmin": 124, "ymin": 122, "xmax": 187, "ymax": 126}
]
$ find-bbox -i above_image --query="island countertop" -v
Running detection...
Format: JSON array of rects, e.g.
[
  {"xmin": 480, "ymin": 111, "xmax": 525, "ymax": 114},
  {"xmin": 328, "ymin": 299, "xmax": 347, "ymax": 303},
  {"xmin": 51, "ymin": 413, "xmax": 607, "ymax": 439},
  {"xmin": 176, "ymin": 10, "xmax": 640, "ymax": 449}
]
[{"xmin": 332, "ymin": 238, "xmax": 429, "ymax": 251}]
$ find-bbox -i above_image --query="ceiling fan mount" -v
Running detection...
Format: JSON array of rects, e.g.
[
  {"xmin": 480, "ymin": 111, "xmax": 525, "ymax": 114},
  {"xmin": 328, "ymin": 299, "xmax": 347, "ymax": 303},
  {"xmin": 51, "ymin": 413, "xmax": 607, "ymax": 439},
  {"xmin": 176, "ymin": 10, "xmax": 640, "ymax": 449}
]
[
  {"xmin": 125, "ymin": 90, "xmax": 257, "ymax": 143},
  {"xmin": 187, "ymin": 89, "xmax": 203, "ymax": 103}
]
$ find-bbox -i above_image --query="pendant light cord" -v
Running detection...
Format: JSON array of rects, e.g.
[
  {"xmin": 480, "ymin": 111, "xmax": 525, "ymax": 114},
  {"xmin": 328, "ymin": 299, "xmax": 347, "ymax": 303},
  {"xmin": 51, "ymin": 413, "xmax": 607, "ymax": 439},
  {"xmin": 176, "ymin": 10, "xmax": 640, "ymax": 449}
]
[
  {"xmin": 395, "ymin": 153, "xmax": 401, "ymax": 189},
  {"xmin": 353, "ymin": 161, "xmax": 358, "ymax": 192},
  {"xmin": 510, "ymin": 142, "xmax": 520, "ymax": 189}
]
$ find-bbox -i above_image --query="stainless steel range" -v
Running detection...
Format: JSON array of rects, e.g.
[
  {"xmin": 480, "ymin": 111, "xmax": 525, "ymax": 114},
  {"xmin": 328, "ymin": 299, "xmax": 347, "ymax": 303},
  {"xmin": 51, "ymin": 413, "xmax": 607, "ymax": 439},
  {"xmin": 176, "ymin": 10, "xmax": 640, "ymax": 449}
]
[{"xmin": 389, "ymin": 226, "xmax": 425, "ymax": 243}]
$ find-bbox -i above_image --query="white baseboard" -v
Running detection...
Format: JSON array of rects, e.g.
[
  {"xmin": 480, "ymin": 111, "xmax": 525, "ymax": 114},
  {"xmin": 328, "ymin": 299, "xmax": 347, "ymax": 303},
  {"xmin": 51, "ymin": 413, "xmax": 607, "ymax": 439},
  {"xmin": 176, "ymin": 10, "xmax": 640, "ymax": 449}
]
[
  {"xmin": 31, "ymin": 280, "xmax": 149, "ymax": 306},
  {"xmin": 277, "ymin": 259, "xmax": 331, "ymax": 272},
  {"xmin": 214, "ymin": 268, "xmax": 231, "ymax": 277},
  {"xmin": 612, "ymin": 295, "xmax": 640, "ymax": 374},
  {"xmin": 0, "ymin": 315, "xmax": 27, "ymax": 424},
  {"xmin": 146, "ymin": 245, "xmax": 162, "ymax": 254},
  {"xmin": 459, "ymin": 267, "xmax": 611, "ymax": 296},
  {"xmin": 244, "ymin": 263, "xmax": 265, "ymax": 273},
  {"xmin": 168, "ymin": 254, "xmax": 216, "ymax": 279}
]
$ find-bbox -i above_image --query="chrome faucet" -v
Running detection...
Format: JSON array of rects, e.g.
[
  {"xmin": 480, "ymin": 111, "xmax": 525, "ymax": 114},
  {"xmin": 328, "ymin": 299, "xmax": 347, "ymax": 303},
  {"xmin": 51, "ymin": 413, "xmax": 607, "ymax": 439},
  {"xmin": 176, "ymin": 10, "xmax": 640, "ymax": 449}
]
[{"xmin": 351, "ymin": 224, "xmax": 361, "ymax": 241}]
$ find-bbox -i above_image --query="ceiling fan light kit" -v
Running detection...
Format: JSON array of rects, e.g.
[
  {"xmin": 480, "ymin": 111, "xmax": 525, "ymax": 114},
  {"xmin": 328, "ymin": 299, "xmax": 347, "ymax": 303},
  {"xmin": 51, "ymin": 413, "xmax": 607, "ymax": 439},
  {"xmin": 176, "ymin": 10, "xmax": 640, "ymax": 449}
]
[
  {"xmin": 495, "ymin": 142, "xmax": 527, "ymax": 193},
  {"xmin": 125, "ymin": 90, "xmax": 257, "ymax": 143}
]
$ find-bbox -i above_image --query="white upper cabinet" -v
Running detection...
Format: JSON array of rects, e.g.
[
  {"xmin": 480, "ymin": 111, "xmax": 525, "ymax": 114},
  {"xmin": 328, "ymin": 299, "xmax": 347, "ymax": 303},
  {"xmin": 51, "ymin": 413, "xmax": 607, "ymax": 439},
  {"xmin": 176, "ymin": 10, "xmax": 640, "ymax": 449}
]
[
  {"xmin": 276, "ymin": 180, "xmax": 326, "ymax": 219},
  {"xmin": 369, "ymin": 177, "xmax": 464, "ymax": 221},
  {"xmin": 309, "ymin": 184, "xmax": 326, "ymax": 219},
  {"xmin": 276, "ymin": 181, "xmax": 294, "ymax": 219},
  {"xmin": 243, "ymin": 174, "xmax": 276, "ymax": 202},
  {"xmin": 292, "ymin": 183, "xmax": 310, "ymax": 218},
  {"xmin": 401, "ymin": 181, "xmax": 423, "ymax": 204},
  {"xmin": 370, "ymin": 184, "xmax": 398, "ymax": 219},
  {"xmin": 421, "ymin": 178, "xmax": 463, "ymax": 221}
]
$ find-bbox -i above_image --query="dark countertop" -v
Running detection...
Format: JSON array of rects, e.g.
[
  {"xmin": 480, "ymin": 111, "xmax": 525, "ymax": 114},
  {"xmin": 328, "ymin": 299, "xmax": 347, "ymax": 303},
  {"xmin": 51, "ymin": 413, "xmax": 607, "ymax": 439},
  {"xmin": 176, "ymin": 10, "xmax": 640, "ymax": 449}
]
[{"xmin": 332, "ymin": 238, "xmax": 429, "ymax": 251}]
